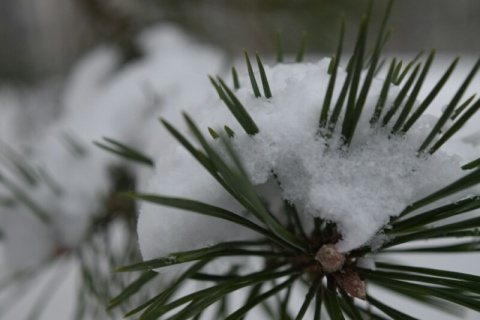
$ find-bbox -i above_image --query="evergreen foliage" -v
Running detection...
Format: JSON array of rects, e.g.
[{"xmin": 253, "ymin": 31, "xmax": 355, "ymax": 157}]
[
  {"xmin": 1, "ymin": 1, "xmax": 480, "ymax": 319},
  {"xmin": 107, "ymin": 1, "xmax": 480, "ymax": 318}
]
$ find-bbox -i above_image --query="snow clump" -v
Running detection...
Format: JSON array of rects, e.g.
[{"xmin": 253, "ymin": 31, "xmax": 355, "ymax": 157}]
[{"xmin": 138, "ymin": 58, "xmax": 466, "ymax": 267}]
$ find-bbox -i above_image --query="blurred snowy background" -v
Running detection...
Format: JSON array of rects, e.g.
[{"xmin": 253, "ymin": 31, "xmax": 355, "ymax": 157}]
[
  {"xmin": 1, "ymin": 0, "xmax": 480, "ymax": 319},
  {"xmin": 3, "ymin": 0, "xmax": 480, "ymax": 84}
]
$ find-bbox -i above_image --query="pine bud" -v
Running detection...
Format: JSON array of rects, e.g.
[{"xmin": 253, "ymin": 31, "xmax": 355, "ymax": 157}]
[
  {"xmin": 334, "ymin": 269, "xmax": 366, "ymax": 300},
  {"xmin": 315, "ymin": 244, "xmax": 345, "ymax": 273}
]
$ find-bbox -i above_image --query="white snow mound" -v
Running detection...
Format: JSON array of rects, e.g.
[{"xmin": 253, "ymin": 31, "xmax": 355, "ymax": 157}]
[{"xmin": 138, "ymin": 58, "xmax": 465, "ymax": 267}]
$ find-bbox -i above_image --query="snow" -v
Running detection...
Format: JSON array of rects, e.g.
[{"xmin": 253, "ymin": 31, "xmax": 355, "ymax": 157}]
[
  {"xmin": 138, "ymin": 57, "xmax": 469, "ymax": 263},
  {"xmin": 138, "ymin": 144, "xmax": 252, "ymax": 275}
]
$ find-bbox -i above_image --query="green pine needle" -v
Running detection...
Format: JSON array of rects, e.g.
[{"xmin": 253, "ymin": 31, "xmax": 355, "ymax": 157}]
[
  {"xmin": 391, "ymin": 49, "xmax": 436, "ymax": 133},
  {"xmin": 462, "ymin": 157, "xmax": 480, "ymax": 170},
  {"xmin": 256, "ymin": 52, "xmax": 272, "ymax": 98},
  {"xmin": 120, "ymin": 192, "xmax": 282, "ymax": 247},
  {"xmin": 319, "ymin": 18, "xmax": 345, "ymax": 131},
  {"xmin": 232, "ymin": 66, "xmax": 240, "ymax": 89},
  {"xmin": 402, "ymin": 168, "xmax": 480, "ymax": 216},
  {"xmin": 327, "ymin": 56, "xmax": 336, "ymax": 75},
  {"xmin": 401, "ymin": 57, "xmax": 459, "ymax": 133},
  {"xmin": 429, "ymin": 98, "xmax": 480, "ymax": 154},
  {"xmin": 324, "ymin": 286, "xmax": 346, "ymax": 320},
  {"xmin": 360, "ymin": 270, "xmax": 480, "ymax": 312},
  {"xmin": 295, "ymin": 276, "xmax": 322, "ymax": 320},
  {"xmin": 327, "ymin": 51, "xmax": 355, "ymax": 137},
  {"xmin": 338, "ymin": 288, "xmax": 363, "ymax": 320},
  {"xmin": 37, "ymin": 167, "xmax": 62, "ymax": 196},
  {"xmin": 391, "ymin": 195, "xmax": 480, "ymax": 232},
  {"xmin": 209, "ymin": 75, "xmax": 230, "ymax": 102},
  {"xmin": 0, "ymin": 143, "xmax": 38, "ymax": 186},
  {"xmin": 61, "ymin": 132, "xmax": 88, "ymax": 157},
  {"xmin": 296, "ymin": 32, "xmax": 308, "ymax": 63},
  {"xmin": 370, "ymin": 58, "xmax": 397, "ymax": 125},
  {"xmin": 224, "ymin": 125, "xmax": 235, "ymax": 137},
  {"xmin": 170, "ymin": 114, "xmax": 304, "ymax": 251},
  {"xmin": 341, "ymin": 11, "xmax": 370, "ymax": 145},
  {"xmin": 216, "ymin": 135, "xmax": 308, "ymax": 252},
  {"xmin": 94, "ymin": 137, "xmax": 154, "ymax": 167},
  {"xmin": 419, "ymin": 56, "xmax": 480, "ymax": 153},
  {"xmin": 382, "ymin": 63, "xmax": 421, "ymax": 126},
  {"xmin": 314, "ymin": 290, "xmax": 322, "ymax": 320},
  {"xmin": 385, "ymin": 216, "xmax": 480, "ymax": 248},
  {"xmin": 107, "ymin": 271, "xmax": 158, "ymax": 310},
  {"xmin": 276, "ymin": 30, "xmax": 284, "ymax": 63},
  {"xmin": 393, "ymin": 50, "xmax": 424, "ymax": 85},
  {"xmin": 116, "ymin": 242, "xmax": 280, "ymax": 273},
  {"xmin": 209, "ymin": 76, "xmax": 260, "ymax": 135},
  {"xmin": 208, "ymin": 127, "xmax": 219, "ymax": 139},
  {"xmin": 379, "ymin": 240, "xmax": 480, "ymax": 253},
  {"xmin": 141, "ymin": 268, "xmax": 299, "ymax": 320},
  {"xmin": 376, "ymin": 262, "xmax": 480, "ymax": 283},
  {"xmin": 367, "ymin": 295, "xmax": 416, "ymax": 320},
  {"xmin": 0, "ymin": 171, "xmax": 51, "ymax": 224},
  {"xmin": 225, "ymin": 277, "xmax": 297, "ymax": 320},
  {"xmin": 244, "ymin": 50, "xmax": 262, "ymax": 98},
  {"xmin": 374, "ymin": 57, "xmax": 387, "ymax": 76},
  {"xmin": 123, "ymin": 261, "xmax": 209, "ymax": 317},
  {"xmin": 391, "ymin": 60, "xmax": 403, "ymax": 84},
  {"xmin": 216, "ymin": 77, "xmax": 260, "ymax": 135},
  {"xmin": 451, "ymin": 93, "xmax": 476, "ymax": 120},
  {"xmin": 343, "ymin": 0, "xmax": 393, "ymax": 145}
]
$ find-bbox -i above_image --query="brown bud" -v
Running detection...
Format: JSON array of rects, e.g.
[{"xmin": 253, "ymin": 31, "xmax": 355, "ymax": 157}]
[
  {"xmin": 315, "ymin": 244, "xmax": 345, "ymax": 273},
  {"xmin": 334, "ymin": 269, "xmax": 366, "ymax": 300}
]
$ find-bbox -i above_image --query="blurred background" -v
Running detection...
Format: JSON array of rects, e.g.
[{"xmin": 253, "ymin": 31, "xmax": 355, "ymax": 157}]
[{"xmin": 1, "ymin": 0, "xmax": 480, "ymax": 84}]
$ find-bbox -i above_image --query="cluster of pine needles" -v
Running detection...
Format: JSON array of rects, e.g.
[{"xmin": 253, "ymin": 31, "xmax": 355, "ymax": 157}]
[{"xmin": 106, "ymin": 1, "xmax": 480, "ymax": 319}]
